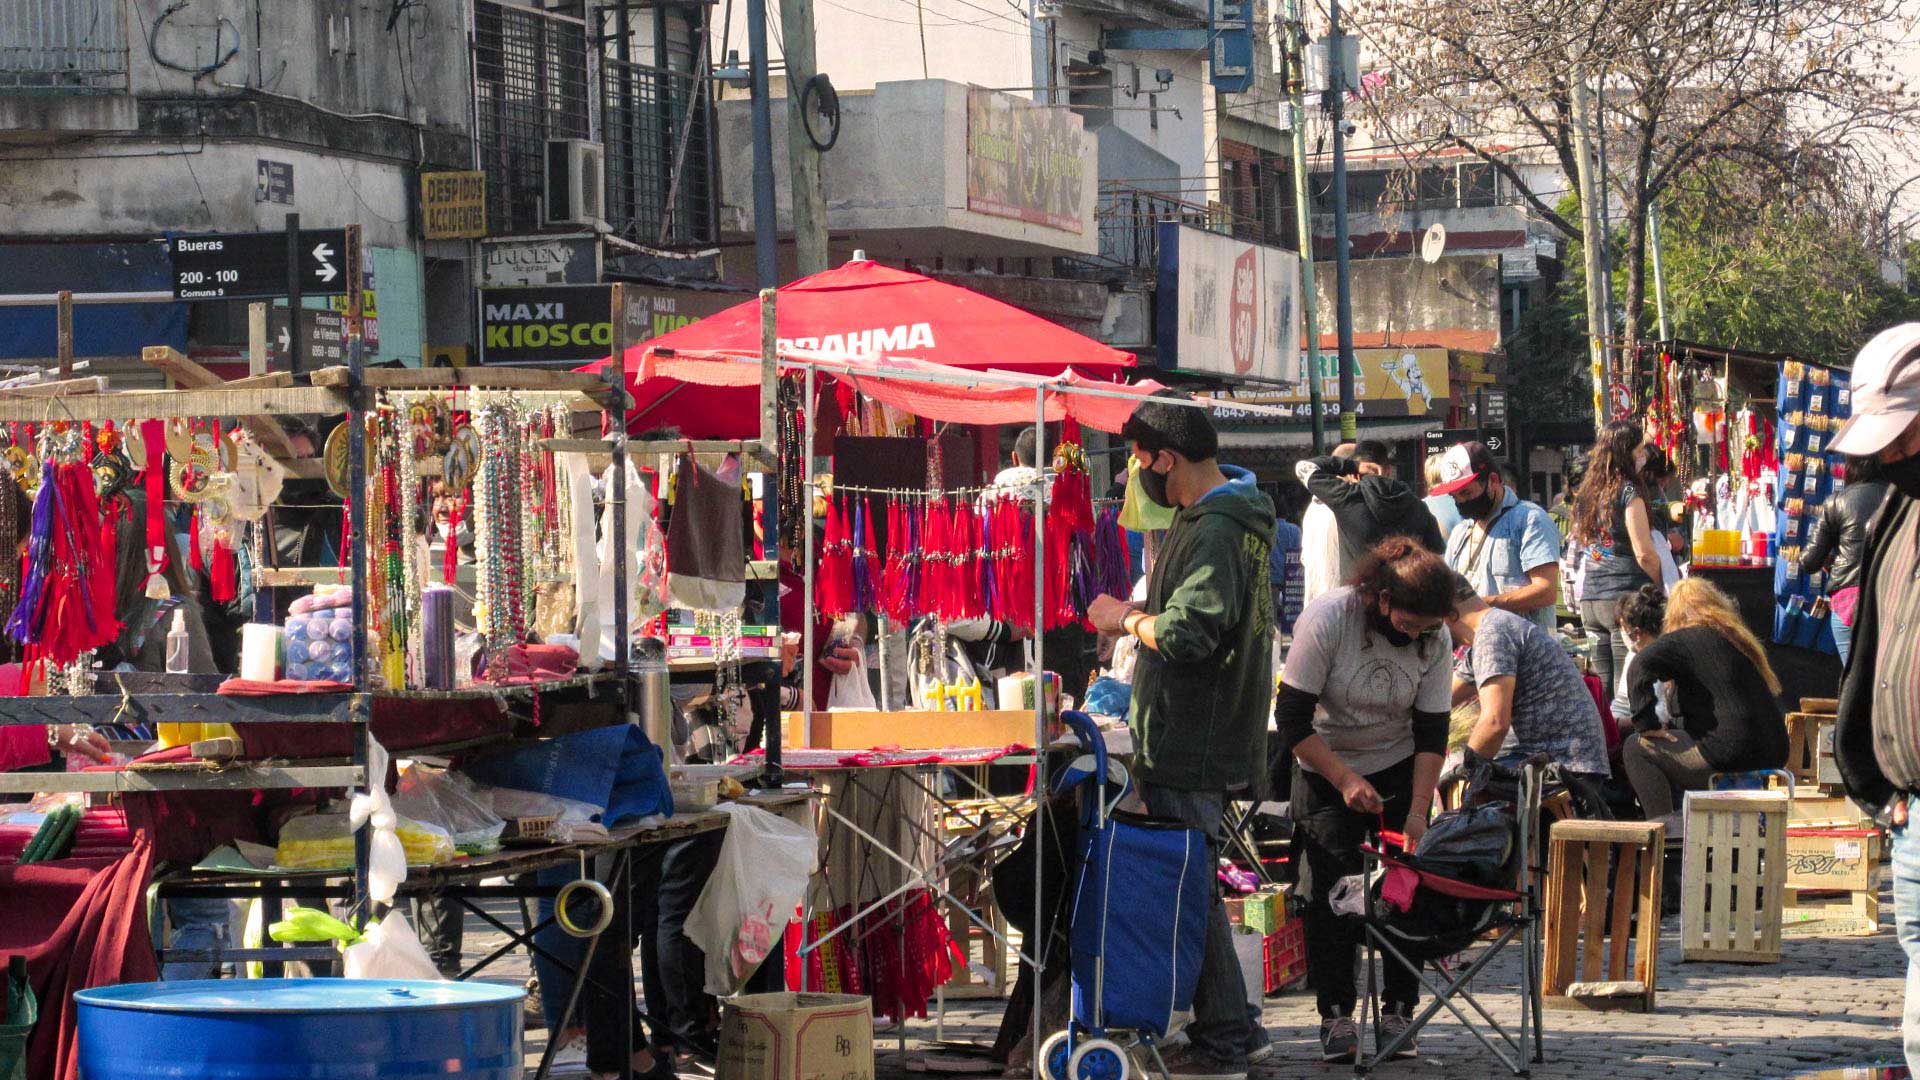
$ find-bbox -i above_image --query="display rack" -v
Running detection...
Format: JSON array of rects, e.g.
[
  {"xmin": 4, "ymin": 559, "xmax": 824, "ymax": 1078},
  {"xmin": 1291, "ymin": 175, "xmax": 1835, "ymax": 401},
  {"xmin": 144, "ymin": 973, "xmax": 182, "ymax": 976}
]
[{"xmin": 0, "ymin": 239, "xmax": 643, "ymax": 931}]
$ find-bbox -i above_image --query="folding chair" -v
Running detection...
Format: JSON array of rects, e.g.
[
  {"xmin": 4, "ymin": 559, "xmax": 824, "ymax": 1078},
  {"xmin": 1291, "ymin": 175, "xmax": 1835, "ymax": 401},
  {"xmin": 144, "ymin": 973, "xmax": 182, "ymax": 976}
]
[{"xmin": 1354, "ymin": 761, "xmax": 1546, "ymax": 1076}]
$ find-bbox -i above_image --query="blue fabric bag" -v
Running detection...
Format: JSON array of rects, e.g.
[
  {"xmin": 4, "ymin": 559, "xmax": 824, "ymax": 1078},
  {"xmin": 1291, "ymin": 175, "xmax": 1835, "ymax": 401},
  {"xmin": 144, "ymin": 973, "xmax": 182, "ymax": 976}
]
[{"xmin": 465, "ymin": 724, "xmax": 675, "ymax": 825}]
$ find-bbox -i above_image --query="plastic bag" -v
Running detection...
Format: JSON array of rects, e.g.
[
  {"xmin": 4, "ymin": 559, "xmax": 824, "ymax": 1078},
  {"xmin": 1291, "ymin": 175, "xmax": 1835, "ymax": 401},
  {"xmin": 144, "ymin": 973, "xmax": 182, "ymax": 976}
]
[
  {"xmin": 485, "ymin": 786, "xmax": 609, "ymax": 844},
  {"xmin": 344, "ymin": 911, "xmax": 442, "ymax": 981},
  {"xmin": 685, "ymin": 803, "xmax": 818, "ymax": 995},
  {"xmin": 826, "ymin": 666, "xmax": 877, "ymax": 709},
  {"xmin": 269, "ymin": 906, "xmax": 442, "ymax": 982},
  {"xmin": 274, "ymin": 812, "xmax": 456, "ymax": 871},
  {"xmin": 393, "ymin": 764, "xmax": 506, "ymax": 854}
]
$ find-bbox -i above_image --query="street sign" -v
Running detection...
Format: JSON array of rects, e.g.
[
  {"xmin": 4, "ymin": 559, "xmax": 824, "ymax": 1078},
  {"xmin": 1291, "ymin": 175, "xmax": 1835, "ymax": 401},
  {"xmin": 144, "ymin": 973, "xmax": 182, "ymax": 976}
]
[
  {"xmin": 168, "ymin": 229, "xmax": 350, "ymax": 300},
  {"xmin": 1425, "ymin": 427, "xmax": 1508, "ymax": 459},
  {"xmin": 268, "ymin": 309, "xmax": 347, "ymax": 367},
  {"xmin": 255, "ymin": 160, "xmax": 294, "ymax": 205},
  {"xmin": 1483, "ymin": 388, "xmax": 1509, "ymax": 425}
]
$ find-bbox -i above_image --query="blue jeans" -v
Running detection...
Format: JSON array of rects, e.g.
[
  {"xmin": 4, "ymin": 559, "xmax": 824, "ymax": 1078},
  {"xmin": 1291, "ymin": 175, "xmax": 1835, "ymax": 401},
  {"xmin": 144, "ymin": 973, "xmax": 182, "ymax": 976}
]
[
  {"xmin": 1895, "ymin": 824, "xmax": 1920, "ymax": 1072},
  {"xmin": 1832, "ymin": 612, "xmax": 1853, "ymax": 666},
  {"xmin": 161, "ymin": 898, "xmax": 236, "ymax": 980},
  {"xmin": 1138, "ymin": 784, "xmax": 1261, "ymax": 1064}
]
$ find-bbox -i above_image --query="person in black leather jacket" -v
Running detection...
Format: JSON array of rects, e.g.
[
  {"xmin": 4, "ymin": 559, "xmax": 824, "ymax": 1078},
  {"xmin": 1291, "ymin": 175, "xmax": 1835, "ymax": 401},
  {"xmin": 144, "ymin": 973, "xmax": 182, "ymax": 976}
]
[{"xmin": 1798, "ymin": 457, "xmax": 1888, "ymax": 664}]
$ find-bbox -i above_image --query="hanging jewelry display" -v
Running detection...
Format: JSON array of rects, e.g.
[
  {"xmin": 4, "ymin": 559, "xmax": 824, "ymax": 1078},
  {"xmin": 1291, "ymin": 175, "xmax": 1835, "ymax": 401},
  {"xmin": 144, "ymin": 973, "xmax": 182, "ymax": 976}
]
[
  {"xmin": 776, "ymin": 374, "xmax": 807, "ymax": 554},
  {"xmin": 472, "ymin": 399, "xmax": 527, "ymax": 680}
]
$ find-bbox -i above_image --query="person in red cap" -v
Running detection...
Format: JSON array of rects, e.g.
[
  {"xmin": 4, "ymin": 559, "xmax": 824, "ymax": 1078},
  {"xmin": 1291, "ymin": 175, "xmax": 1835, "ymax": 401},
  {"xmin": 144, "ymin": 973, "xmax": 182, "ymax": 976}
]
[{"xmin": 1829, "ymin": 322, "xmax": 1920, "ymax": 1071}]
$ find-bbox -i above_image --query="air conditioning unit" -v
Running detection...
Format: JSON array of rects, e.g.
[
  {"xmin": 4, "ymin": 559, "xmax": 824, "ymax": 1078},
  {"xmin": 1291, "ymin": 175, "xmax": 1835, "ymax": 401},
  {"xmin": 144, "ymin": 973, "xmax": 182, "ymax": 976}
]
[{"xmin": 543, "ymin": 139, "xmax": 606, "ymax": 229}]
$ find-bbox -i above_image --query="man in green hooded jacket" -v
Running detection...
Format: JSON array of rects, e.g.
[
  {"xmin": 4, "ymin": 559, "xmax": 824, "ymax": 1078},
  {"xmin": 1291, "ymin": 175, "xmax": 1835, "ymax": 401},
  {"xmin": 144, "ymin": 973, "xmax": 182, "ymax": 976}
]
[{"xmin": 1088, "ymin": 391, "xmax": 1276, "ymax": 1080}]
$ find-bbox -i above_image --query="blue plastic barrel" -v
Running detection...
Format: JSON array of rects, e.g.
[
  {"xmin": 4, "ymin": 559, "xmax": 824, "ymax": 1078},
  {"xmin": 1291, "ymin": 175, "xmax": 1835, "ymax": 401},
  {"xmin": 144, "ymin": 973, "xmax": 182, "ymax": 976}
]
[{"xmin": 73, "ymin": 979, "xmax": 524, "ymax": 1079}]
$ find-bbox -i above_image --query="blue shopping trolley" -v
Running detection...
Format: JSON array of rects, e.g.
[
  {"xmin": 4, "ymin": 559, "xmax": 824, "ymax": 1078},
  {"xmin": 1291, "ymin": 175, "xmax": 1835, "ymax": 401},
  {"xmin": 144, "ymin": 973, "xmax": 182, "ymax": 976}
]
[{"xmin": 1039, "ymin": 712, "xmax": 1213, "ymax": 1080}]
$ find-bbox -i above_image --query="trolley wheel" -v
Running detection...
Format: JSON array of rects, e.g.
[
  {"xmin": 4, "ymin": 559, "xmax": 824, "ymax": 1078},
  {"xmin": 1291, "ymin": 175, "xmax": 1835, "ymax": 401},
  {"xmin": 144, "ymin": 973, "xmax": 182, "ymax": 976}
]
[
  {"xmin": 1039, "ymin": 1031, "xmax": 1075, "ymax": 1080},
  {"xmin": 1068, "ymin": 1039, "xmax": 1130, "ymax": 1080}
]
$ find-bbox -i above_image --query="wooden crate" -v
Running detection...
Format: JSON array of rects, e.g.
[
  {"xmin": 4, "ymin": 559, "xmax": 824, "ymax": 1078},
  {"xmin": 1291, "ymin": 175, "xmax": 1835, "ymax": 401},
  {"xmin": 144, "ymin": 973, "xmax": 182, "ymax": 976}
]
[
  {"xmin": 1782, "ymin": 827, "xmax": 1884, "ymax": 938},
  {"xmin": 1680, "ymin": 791, "xmax": 1789, "ymax": 963},
  {"xmin": 1783, "ymin": 712, "xmax": 1841, "ymax": 789},
  {"xmin": 1543, "ymin": 820, "xmax": 1666, "ymax": 1012}
]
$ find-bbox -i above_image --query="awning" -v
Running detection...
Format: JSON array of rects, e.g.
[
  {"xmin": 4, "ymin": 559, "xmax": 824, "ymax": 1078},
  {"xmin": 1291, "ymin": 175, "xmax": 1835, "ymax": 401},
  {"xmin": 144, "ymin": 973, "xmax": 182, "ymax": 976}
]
[
  {"xmin": 639, "ymin": 348, "xmax": 1167, "ymax": 435},
  {"xmin": 1217, "ymin": 418, "xmax": 1442, "ymax": 449},
  {"xmin": 586, "ymin": 259, "xmax": 1137, "ymax": 437}
]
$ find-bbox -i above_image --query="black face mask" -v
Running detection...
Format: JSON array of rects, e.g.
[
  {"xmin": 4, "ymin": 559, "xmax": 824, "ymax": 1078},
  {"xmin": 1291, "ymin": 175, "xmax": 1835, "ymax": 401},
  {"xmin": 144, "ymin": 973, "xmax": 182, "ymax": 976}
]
[
  {"xmin": 1455, "ymin": 487, "xmax": 1496, "ymax": 521},
  {"xmin": 1370, "ymin": 609, "xmax": 1417, "ymax": 648},
  {"xmin": 1139, "ymin": 459, "xmax": 1174, "ymax": 508},
  {"xmin": 1885, "ymin": 453, "xmax": 1920, "ymax": 502}
]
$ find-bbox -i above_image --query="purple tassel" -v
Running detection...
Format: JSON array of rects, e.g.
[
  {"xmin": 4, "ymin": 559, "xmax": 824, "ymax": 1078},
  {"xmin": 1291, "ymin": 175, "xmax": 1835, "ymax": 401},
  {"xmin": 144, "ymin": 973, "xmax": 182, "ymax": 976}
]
[{"xmin": 7, "ymin": 462, "xmax": 57, "ymax": 644}]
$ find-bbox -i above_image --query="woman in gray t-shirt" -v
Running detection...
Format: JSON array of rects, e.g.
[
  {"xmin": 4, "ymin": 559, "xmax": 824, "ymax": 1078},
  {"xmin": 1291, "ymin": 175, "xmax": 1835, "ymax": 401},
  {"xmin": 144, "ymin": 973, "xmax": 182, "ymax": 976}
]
[{"xmin": 1274, "ymin": 538, "xmax": 1456, "ymax": 1060}]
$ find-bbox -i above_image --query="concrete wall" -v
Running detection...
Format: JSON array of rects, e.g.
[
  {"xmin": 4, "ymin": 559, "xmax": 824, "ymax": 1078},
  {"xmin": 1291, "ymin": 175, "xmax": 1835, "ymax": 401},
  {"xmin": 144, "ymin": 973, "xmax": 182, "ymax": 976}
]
[
  {"xmin": 715, "ymin": 80, "xmax": 1100, "ymax": 260},
  {"xmin": 124, "ymin": 0, "xmax": 470, "ymax": 134},
  {"xmin": 0, "ymin": 140, "xmax": 416, "ymax": 249},
  {"xmin": 720, "ymin": 0, "xmax": 1036, "ymax": 98},
  {"xmin": 1312, "ymin": 253, "xmax": 1504, "ymax": 342}
]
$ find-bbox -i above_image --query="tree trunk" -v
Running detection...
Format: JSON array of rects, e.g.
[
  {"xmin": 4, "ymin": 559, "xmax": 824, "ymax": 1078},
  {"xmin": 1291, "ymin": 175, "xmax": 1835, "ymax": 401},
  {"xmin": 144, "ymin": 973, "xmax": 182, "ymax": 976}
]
[{"xmin": 1622, "ymin": 203, "xmax": 1650, "ymax": 379}]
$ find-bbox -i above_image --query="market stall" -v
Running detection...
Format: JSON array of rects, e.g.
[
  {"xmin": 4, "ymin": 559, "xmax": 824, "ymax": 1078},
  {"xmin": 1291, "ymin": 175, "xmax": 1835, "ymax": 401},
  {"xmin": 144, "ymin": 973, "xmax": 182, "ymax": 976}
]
[
  {"xmin": 1636, "ymin": 339, "xmax": 1845, "ymax": 702},
  {"xmin": 596, "ymin": 273, "xmax": 1307, "ymax": 1065},
  {"xmin": 0, "ymin": 270, "xmax": 799, "ymax": 1080}
]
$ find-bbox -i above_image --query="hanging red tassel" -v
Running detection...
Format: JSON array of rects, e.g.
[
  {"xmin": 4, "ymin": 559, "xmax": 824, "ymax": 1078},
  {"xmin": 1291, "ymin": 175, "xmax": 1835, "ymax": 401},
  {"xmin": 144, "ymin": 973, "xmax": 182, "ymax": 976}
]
[
  {"xmin": 188, "ymin": 508, "xmax": 204, "ymax": 574},
  {"xmin": 209, "ymin": 535, "xmax": 238, "ymax": 604}
]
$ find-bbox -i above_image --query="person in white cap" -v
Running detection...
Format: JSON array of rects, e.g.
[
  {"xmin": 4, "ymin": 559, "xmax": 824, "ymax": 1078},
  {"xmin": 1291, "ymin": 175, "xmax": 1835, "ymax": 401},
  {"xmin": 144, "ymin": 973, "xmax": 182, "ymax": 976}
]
[
  {"xmin": 1430, "ymin": 441, "xmax": 1562, "ymax": 632},
  {"xmin": 1829, "ymin": 322, "xmax": 1920, "ymax": 1071}
]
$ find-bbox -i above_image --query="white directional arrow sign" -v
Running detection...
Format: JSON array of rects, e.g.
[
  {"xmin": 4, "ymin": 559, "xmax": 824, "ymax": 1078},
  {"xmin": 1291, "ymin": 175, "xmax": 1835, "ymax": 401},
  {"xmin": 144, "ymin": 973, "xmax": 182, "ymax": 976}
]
[
  {"xmin": 277, "ymin": 326, "xmax": 292, "ymax": 353},
  {"xmin": 311, "ymin": 243, "xmax": 338, "ymax": 283}
]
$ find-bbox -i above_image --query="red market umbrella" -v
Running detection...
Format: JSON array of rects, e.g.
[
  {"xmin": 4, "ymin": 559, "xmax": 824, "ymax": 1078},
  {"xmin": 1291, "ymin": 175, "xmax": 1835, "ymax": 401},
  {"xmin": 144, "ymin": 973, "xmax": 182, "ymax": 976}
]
[{"xmin": 582, "ymin": 260, "xmax": 1136, "ymax": 437}]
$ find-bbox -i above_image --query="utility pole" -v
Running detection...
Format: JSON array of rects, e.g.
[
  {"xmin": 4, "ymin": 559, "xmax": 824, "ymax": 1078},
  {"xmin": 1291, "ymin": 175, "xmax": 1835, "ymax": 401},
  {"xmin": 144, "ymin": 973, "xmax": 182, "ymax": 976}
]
[
  {"xmin": 1570, "ymin": 73, "xmax": 1608, "ymax": 430},
  {"xmin": 1284, "ymin": 2, "xmax": 1325, "ymax": 452},
  {"xmin": 746, "ymin": 0, "xmax": 780, "ymax": 288},
  {"xmin": 1649, "ymin": 202, "xmax": 1672, "ymax": 341},
  {"xmin": 1325, "ymin": 0, "xmax": 1358, "ymax": 442},
  {"xmin": 781, "ymin": 0, "xmax": 829, "ymax": 275}
]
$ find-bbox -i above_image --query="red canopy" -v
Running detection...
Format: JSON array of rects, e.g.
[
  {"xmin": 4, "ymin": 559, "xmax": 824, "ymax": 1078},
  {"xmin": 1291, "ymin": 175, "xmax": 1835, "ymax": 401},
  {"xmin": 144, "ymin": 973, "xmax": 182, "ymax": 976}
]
[{"xmin": 584, "ymin": 260, "xmax": 1136, "ymax": 437}]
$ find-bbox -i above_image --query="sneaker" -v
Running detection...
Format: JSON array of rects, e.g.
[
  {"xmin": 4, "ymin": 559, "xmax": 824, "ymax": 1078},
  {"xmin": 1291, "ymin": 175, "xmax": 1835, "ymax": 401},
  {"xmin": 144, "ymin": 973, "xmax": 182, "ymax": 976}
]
[
  {"xmin": 1149, "ymin": 1045, "xmax": 1247, "ymax": 1080},
  {"xmin": 1244, "ymin": 1033, "xmax": 1273, "ymax": 1065},
  {"xmin": 1318, "ymin": 1014, "xmax": 1359, "ymax": 1064},
  {"xmin": 549, "ymin": 1031, "xmax": 588, "ymax": 1069},
  {"xmin": 1377, "ymin": 1009, "xmax": 1418, "ymax": 1060}
]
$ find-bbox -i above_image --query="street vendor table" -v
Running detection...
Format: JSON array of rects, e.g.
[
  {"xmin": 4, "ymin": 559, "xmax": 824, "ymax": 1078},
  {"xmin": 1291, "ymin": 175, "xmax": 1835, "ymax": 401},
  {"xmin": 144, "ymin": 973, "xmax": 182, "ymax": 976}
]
[
  {"xmin": 152, "ymin": 790, "xmax": 815, "ymax": 978},
  {"xmin": 1691, "ymin": 565, "xmax": 1842, "ymax": 706}
]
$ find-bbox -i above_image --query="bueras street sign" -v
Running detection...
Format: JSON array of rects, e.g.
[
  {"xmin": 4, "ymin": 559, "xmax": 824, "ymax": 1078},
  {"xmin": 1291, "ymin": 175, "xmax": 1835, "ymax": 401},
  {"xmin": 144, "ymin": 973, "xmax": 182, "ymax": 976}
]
[{"xmin": 168, "ymin": 229, "xmax": 351, "ymax": 300}]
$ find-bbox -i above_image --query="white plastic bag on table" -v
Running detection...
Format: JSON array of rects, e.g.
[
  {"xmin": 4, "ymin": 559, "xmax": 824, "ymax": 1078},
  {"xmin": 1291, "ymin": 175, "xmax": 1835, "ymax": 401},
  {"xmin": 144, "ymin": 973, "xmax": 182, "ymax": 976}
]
[
  {"xmin": 393, "ymin": 763, "xmax": 506, "ymax": 854},
  {"xmin": 685, "ymin": 802, "xmax": 819, "ymax": 995},
  {"xmin": 343, "ymin": 910, "xmax": 444, "ymax": 981},
  {"xmin": 826, "ymin": 667, "xmax": 876, "ymax": 709}
]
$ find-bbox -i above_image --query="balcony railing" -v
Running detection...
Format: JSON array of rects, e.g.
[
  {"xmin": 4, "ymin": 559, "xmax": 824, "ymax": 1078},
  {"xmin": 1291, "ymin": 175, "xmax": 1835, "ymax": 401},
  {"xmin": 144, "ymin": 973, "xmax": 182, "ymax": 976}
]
[
  {"xmin": 1060, "ymin": 183, "xmax": 1226, "ymax": 282},
  {"xmin": 0, "ymin": 0, "xmax": 129, "ymax": 93}
]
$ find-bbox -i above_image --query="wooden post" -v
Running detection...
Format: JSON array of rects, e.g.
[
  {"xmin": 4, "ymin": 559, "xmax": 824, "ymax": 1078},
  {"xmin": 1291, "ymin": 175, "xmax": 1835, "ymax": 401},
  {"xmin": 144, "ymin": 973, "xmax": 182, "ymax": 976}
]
[
  {"xmin": 55, "ymin": 290, "xmax": 73, "ymax": 379},
  {"xmin": 781, "ymin": 0, "xmax": 828, "ymax": 275},
  {"xmin": 248, "ymin": 302, "xmax": 268, "ymax": 377}
]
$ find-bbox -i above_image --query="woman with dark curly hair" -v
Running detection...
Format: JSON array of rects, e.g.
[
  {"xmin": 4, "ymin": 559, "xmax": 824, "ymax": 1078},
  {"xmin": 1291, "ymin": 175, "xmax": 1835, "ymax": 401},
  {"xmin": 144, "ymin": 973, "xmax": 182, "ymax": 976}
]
[
  {"xmin": 1274, "ymin": 537, "xmax": 1456, "ymax": 1062},
  {"xmin": 1570, "ymin": 421, "xmax": 1667, "ymax": 699}
]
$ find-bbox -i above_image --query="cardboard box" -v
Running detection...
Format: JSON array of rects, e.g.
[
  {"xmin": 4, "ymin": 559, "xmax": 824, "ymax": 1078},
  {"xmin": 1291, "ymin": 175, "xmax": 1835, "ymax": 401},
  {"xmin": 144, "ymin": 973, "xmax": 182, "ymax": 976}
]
[
  {"xmin": 718, "ymin": 992, "xmax": 875, "ymax": 1080},
  {"xmin": 1784, "ymin": 828, "xmax": 1881, "ymax": 894},
  {"xmin": 1243, "ymin": 885, "xmax": 1288, "ymax": 936}
]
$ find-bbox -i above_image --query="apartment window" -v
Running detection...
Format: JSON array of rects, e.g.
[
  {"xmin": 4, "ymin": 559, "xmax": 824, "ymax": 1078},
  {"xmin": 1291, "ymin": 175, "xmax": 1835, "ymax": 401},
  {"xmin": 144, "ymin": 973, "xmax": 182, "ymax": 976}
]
[
  {"xmin": 1460, "ymin": 163, "xmax": 1497, "ymax": 208},
  {"xmin": 473, "ymin": 1, "xmax": 590, "ymax": 235},
  {"xmin": 598, "ymin": 4, "xmax": 716, "ymax": 246}
]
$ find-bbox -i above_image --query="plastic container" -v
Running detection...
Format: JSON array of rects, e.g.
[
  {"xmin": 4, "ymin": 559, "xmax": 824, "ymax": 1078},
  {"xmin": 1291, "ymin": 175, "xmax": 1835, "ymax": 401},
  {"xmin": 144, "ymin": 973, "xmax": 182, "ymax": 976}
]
[
  {"xmin": 164, "ymin": 610, "xmax": 189, "ymax": 675},
  {"xmin": 74, "ymin": 979, "xmax": 523, "ymax": 1080}
]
